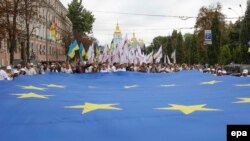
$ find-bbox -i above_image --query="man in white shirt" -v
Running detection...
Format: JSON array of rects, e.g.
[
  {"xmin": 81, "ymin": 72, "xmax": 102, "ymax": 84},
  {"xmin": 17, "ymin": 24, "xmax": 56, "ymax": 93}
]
[
  {"xmin": 0, "ymin": 68, "xmax": 8, "ymax": 80},
  {"xmin": 242, "ymin": 69, "xmax": 249, "ymax": 77},
  {"xmin": 6, "ymin": 66, "xmax": 13, "ymax": 80},
  {"xmin": 100, "ymin": 64, "xmax": 108, "ymax": 73},
  {"xmin": 116, "ymin": 64, "xmax": 126, "ymax": 72},
  {"xmin": 25, "ymin": 63, "xmax": 37, "ymax": 75}
]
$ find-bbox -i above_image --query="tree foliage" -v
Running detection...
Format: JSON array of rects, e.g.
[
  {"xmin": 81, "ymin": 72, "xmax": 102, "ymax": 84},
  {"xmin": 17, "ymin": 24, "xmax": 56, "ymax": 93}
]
[
  {"xmin": 67, "ymin": 0, "xmax": 95, "ymax": 36},
  {"xmin": 147, "ymin": 1, "xmax": 250, "ymax": 65}
]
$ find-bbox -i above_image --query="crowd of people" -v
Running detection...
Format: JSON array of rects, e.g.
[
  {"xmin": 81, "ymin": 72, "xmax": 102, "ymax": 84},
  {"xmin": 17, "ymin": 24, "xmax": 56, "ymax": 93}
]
[{"xmin": 0, "ymin": 61, "xmax": 249, "ymax": 80}]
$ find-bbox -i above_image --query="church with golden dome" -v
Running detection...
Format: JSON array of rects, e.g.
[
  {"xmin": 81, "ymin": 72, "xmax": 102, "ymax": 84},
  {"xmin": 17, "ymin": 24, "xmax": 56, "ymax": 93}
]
[
  {"xmin": 111, "ymin": 23, "xmax": 145, "ymax": 52},
  {"xmin": 128, "ymin": 32, "xmax": 145, "ymax": 52},
  {"xmin": 112, "ymin": 23, "xmax": 123, "ymax": 49}
]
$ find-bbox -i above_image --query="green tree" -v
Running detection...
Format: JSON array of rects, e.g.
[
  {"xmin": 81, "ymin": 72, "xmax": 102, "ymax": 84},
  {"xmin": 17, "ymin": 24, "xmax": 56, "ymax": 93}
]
[
  {"xmin": 1, "ymin": 0, "xmax": 23, "ymax": 64},
  {"xmin": 231, "ymin": 45, "xmax": 242, "ymax": 63},
  {"xmin": 240, "ymin": 0, "xmax": 250, "ymax": 63},
  {"xmin": 176, "ymin": 32, "xmax": 185, "ymax": 64},
  {"xmin": 209, "ymin": 11, "xmax": 221, "ymax": 65},
  {"xmin": 67, "ymin": 0, "xmax": 95, "ymax": 37},
  {"xmin": 195, "ymin": 3, "xmax": 225, "ymax": 65},
  {"xmin": 219, "ymin": 45, "xmax": 231, "ymax": 64},
  {"xmin": 184, "ymin": 33, "xmax": 199, "ymax": 64},
  {"xmin": 21, "ymin": 0, "xmax": 40, "ymax": 63}
]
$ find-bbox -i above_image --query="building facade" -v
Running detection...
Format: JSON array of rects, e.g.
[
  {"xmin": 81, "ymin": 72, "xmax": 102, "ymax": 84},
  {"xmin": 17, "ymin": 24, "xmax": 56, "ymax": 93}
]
[{"xmin": 0, "ymin": 0, "xmax": 72, "ymax": 66}]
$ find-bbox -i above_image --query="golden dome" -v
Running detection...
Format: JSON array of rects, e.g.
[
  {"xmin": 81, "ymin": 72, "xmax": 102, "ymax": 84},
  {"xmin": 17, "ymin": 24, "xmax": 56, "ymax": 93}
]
[{"xmin": 114, "ymin": 23, "xmax": 121, "ymax": 34}]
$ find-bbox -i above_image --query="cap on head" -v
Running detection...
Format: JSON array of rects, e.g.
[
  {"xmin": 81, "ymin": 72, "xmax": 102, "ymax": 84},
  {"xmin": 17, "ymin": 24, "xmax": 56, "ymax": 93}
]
[
  {"xmin": 242, "ymin": 69, "xmax": 248, "ymax": 74},
  {"xmin": 13, "ymin": 70, "xmax": 19, "ymax": 74},
  {"xmin": 6, "ymin": 66, "xmax": 12, "ymax": 70},
  {"xmin": 222, "ymin": 70, "xmax": 227, "ymax": 74},
  {"xmin": 20, "ymin": 68, "xmax": 25, "ymax": 71}
]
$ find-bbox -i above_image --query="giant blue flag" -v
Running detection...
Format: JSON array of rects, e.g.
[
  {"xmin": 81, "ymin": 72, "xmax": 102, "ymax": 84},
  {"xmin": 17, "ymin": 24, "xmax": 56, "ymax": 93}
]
[{"xmin": 0, "ymin": 71, "xmax": 250, "ymax": 141}]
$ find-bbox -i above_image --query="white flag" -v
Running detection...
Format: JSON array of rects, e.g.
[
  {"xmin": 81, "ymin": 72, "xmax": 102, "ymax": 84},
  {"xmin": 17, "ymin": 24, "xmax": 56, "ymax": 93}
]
[
  {"xmin": 87, "ymin": 44, "xmax": 94, "ymax": 64},
  {"xmin": 154, "ymin": 46, "xmax": 162, "ymax": 63}
]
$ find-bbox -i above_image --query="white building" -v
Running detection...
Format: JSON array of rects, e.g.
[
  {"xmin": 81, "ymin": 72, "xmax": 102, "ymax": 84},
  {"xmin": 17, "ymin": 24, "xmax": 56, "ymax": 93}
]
[{"xmin": 111, "ymin": 23, "xmax": 123, "ymax": 50}]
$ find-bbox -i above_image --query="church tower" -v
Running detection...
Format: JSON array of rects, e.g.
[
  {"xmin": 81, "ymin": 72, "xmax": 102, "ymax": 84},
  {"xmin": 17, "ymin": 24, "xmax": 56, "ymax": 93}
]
[{"xmin": 112, "ymin": 23, "xmax": 123, "ymax": 49}]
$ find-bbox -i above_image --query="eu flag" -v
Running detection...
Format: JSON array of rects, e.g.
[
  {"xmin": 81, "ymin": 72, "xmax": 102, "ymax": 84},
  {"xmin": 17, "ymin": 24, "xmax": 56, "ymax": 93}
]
[{"xmin": 0, "ymin": 71, "xmax": 249, "ymax": 141}]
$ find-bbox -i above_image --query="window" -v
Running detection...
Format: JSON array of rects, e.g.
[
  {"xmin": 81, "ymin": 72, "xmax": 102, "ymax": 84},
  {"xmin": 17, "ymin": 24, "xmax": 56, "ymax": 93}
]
[
  {"xmin": 0, "ymin": 38, "xmax": 2, "ymax": 49},
  {"xmin": 43, "ymin": 46, "xmax": 46, "ymax": 55}
]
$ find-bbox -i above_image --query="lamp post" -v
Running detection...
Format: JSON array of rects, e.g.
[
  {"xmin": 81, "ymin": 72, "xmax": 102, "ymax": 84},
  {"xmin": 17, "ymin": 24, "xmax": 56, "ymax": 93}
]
[
  {"xmin": 45, "ymin": 7, "xmax": 48, "ymax": 62},
  {"xmin": 228, "ymin": 7, "xmax": 241, "ymax": 18},
  {"xmin": 228, "ymin": 6, "xmax": 243, "ymax": 43}
]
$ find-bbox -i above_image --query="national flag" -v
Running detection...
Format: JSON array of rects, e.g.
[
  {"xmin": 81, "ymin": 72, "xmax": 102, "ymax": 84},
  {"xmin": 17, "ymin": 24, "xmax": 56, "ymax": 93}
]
[
  {"xmin": 87, "ymin": 44, "xmax": 95, "ymax": 64},
  {"xmin": 167, "ymin": 55, "xmax": 172, "ymax": 64},
  {"xmin": 67, "ymin": 40, "xmax": 79, "ymax": 58},
  {"xmin": 171, "ymin": 49, "xmax": 176, "ymax": 64},
  {"xmin": 102, "ymin": 44, "xmax": 109, "ymax": 63},
  {"xmin": 79, "ymin": 43, "xmax": 85, "ymax": 61},
  {"xmin": 94, "ymin": 46, "xmax": 100, "ymax": 63},
  {"xmin": 144, "ymin": 51, "xmax": 153, "ymax": 63},
  {"xmin": 154, "ymin": 46, "xmax": 163, "ymax": 63}
]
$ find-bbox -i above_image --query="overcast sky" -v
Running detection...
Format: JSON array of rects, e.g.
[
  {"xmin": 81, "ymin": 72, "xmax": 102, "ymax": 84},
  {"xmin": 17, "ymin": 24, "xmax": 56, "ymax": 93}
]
[{"xmin": 61, "ymin": 0, "xmax": 248, "ymax": 46}]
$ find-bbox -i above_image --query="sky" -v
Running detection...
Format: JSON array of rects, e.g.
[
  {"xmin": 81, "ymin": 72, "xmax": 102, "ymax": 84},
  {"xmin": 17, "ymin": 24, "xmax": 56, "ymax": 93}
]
[{"xmin": 61, "ymin": 0, "xmax": 248, "ymax": 46}]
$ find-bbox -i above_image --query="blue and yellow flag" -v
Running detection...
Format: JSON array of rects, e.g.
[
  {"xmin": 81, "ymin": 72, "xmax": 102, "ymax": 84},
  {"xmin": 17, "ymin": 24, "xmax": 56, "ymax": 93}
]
[
  {"xmin": 79, "ymin": 43, "xmax": 85, "ymax": 61},
  {"xmin": 67, "ymin": 40, "xmax": 79, "ymax": 58},
  {"xmin": 0, "ymin": 71, "xmax": 250, "ymax": 141}
]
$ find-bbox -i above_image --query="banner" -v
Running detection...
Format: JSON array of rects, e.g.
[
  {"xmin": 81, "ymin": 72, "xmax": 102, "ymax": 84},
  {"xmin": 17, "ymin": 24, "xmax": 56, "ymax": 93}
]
[{"xmin": 0, "ymin": 71, "xmax": 250, "ymax": 141}]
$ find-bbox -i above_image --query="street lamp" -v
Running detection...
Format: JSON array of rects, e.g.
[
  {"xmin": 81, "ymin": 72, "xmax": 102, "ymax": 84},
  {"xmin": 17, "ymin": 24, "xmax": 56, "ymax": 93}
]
[
  {"xmin": 228, "ymin": 7, "xmax": 241, "ymax": 18},
  {"xmin": 228, "ymin": 6, "xmax": 244, "ymax": 43}
]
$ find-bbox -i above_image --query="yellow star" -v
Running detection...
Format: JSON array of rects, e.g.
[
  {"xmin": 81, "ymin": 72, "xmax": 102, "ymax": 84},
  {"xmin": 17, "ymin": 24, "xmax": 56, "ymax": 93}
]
[
  {"xmin": 46, "ymin": 84, "xmax": 65, "ymax": 88},
  {"xmin": 235, "ymin": 84, "xmax": 250, "ymax": 87},
  {"xmin": 234, "ymin": 98, "xmax": 250, "ymax": 103},
  {"xmin": 155, "ymin": 104, "xmax": 221, "ymax": 115},
  {"xmin": 200, "ymin": 80, "xmax": 222, "ymax": 85},
  {"xmin": 160, "ymin": 84, "xmax": 176, "ymax": 87},
  {"xmin": 20, "ymin": 85, "xmax": 46, "ymax": 91},
  {"xmin": 12, "ymin": 92, "xmax": 53, "ymax": 99},
  {"xmin": 124, "ymin": 85, "xmax": 139, "ymax": 89},
  {"xmin": 65, "ymin": 102, "xmax": 122, "ymax": 114}
]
